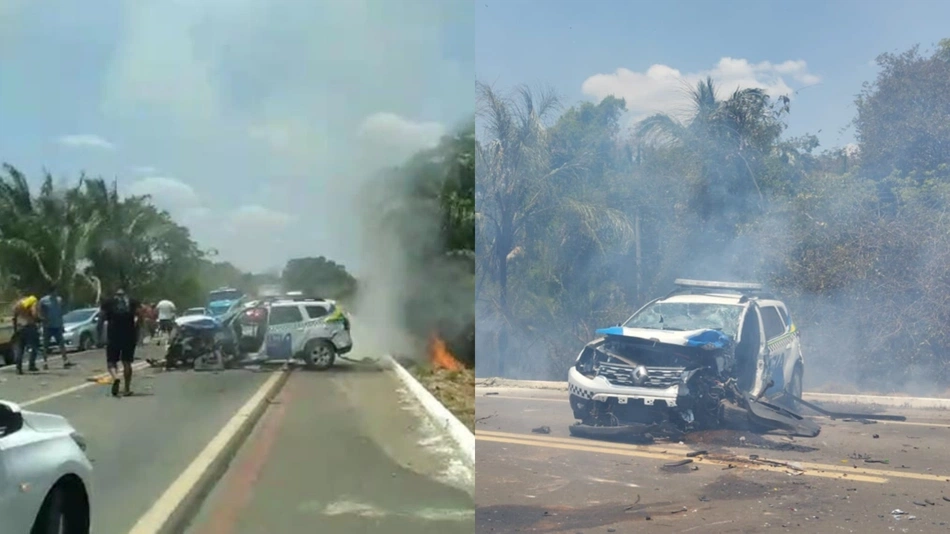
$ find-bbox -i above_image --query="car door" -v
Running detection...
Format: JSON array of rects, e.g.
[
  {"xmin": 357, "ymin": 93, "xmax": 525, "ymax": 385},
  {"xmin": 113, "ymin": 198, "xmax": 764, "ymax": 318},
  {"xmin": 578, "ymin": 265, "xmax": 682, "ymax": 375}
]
[
  {"xmin": 264, "ymin": 306, "xmax": 303, "ymax": 360},
  {"xmin": 759, "ymin": 304, "xmax": 792, "ymax": 390}
]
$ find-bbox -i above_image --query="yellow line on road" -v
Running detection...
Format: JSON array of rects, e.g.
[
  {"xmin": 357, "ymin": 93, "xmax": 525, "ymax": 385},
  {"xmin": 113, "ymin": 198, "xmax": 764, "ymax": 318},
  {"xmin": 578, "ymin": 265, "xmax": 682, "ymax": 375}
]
[{"xmin": 477, "ymin": 430, "xmax": 950, "ymax": 484}]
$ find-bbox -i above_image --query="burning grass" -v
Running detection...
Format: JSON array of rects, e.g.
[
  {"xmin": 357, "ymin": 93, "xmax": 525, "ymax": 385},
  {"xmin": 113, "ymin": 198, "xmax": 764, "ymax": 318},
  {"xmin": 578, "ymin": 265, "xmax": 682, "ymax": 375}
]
[{"xmin": 410, "ymin": 334, "xmax": 475, "ymax": 431}]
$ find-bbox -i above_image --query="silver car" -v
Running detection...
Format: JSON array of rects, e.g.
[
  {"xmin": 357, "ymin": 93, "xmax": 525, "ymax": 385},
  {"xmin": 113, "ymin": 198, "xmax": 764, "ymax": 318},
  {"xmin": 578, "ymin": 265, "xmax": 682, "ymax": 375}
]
[{"xmin": 61, "ymin": 308, "xmax": 106, "ymax": 352}]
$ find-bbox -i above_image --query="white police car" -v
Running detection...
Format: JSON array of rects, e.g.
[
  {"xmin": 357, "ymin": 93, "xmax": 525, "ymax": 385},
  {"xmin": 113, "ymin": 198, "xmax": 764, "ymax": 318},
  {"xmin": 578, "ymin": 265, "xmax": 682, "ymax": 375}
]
[{"xmin": 233, "ymin": 296, "xmax": 353, "ymax": 370}]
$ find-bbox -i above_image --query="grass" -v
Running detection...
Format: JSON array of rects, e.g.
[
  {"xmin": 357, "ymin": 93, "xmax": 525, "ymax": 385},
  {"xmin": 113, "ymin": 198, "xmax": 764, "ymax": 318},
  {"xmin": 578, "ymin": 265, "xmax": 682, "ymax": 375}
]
[{"xmin": 412, "ymin": 364, "xmax": 475, "ymax": 432}]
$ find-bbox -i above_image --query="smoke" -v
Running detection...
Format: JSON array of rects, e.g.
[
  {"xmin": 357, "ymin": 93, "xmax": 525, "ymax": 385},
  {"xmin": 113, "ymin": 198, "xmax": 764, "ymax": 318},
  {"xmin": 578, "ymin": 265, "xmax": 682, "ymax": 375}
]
[
  {"xmin": 476, "ymin": 78, "xmax": 950, "ymax": 396},
  {"xmin": 351, "ymin": 122, "xmax": 475, "ymax": 363}
]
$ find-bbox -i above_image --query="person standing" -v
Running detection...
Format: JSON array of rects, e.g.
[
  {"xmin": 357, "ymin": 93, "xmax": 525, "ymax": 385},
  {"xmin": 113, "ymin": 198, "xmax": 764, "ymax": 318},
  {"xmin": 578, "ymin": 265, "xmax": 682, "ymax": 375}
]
[
  {"xmin": 98, "ymin": 287, "xmax": 141, "ymax": 397},
  {"xmin": 155, "ymin": 298, "xmax": 177, "ymax": 344},
  {"xmin": 38, "ymin": 285, "xmax": 73, "ymax": 370},
  {"xmin": 11, "ymin": 295, "xmax": 40, "ymax": 375}
]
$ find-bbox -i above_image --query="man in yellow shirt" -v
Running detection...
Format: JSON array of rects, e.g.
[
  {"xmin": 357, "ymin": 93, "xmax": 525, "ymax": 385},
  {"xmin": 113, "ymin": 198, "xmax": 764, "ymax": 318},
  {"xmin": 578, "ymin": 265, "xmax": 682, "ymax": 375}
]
[{"xmin": 12, "ymin": 295, "xmax": 41, "ymax": 374}]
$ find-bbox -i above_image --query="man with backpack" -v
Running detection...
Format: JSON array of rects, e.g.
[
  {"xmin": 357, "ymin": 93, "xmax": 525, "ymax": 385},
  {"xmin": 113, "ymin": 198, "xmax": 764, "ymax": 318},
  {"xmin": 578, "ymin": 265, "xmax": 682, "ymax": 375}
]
[{"xmin": 98, "ymin": 287, "xmax": 141, "ymax": 397}]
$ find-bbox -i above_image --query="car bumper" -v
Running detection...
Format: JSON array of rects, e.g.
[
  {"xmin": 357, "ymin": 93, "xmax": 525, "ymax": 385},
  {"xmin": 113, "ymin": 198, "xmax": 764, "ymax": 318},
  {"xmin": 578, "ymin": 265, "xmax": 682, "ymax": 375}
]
[{"xmin": 567, "ymin": 367, "xmax": 683, "ymax": 407}]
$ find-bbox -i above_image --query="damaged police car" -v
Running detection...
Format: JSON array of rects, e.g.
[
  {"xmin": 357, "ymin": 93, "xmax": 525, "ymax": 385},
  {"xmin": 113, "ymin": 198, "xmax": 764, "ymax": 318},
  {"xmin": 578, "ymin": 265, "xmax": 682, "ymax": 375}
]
[{"xmin": 568, "ymin": 279, "xmax": 816, "ymax": 438}]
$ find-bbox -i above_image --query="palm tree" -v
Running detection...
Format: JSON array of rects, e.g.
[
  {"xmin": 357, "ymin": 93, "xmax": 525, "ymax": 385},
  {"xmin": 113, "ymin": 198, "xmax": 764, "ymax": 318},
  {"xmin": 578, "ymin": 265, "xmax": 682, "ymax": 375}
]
[
  {"xmin": 636, "ymin": 77, "xmax": 789, "ymax": 228},
  {"xmin": 0, "ymin": 165, "xmax": 100, "ymax": 297}
]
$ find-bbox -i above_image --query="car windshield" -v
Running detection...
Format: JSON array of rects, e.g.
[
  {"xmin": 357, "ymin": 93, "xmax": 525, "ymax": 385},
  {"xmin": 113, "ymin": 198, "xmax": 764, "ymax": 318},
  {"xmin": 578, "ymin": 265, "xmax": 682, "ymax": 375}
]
[
  {"xmin": 623, "ymin": 302, "xmax": 744, "ymax": 338},
  {"xmin": 209, "ymin": 290, "xmax": 242, "ymax": 302},
  {"xmin": 63, "ymin": 309, "xmax": 96, "ymax": 323}
]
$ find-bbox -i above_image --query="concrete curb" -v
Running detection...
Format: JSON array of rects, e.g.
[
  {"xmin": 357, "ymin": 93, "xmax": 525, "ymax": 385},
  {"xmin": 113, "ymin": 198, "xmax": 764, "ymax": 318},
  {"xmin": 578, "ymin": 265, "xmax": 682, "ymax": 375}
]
[
  {"xmin": 147, "ymin": 369, "xmax": 292, "ymax": 534},
  {"xmin": 385, "ymin": 355, "xmax": 475, "ymax": 468},
  {"xmin": 476, "ymin": 377, "xmax": 950, "ymax": 410}
]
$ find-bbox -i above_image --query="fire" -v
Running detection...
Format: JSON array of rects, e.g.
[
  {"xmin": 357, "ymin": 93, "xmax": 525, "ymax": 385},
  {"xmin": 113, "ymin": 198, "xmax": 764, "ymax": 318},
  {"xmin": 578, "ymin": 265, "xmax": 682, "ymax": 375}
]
[{"xmin": 429, "ymin": 333, "xmax": 463, "ymax": 371}]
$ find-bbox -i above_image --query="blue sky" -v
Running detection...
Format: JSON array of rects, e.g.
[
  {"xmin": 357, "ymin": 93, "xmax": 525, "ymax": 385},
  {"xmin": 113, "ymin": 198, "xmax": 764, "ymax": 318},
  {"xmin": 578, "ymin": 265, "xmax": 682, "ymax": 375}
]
[
  {"xmin": 0, "ymin": 0, "xmax": 473, "ymax": 273},
  {"xmin": 476, "ymin": 0, "xmax": 950, "ymax": 149}
]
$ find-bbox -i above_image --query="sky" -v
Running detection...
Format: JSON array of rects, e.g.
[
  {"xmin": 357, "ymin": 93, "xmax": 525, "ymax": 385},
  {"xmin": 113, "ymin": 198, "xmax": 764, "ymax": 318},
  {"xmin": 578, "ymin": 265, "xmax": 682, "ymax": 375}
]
[
  {"xmin": 476, "ymin": 0, "xmax": 950, "ymax": 150},
  {"xmin": 0, "ymin": 0, "xmax": 473, "ymax": 274}
]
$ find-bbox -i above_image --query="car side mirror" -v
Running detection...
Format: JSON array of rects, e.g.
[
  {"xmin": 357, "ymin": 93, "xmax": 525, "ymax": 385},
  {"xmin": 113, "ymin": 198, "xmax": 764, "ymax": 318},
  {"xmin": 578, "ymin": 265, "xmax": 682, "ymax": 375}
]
[{"xmin": 0, "ymin": 401, "xmax": 24, "ymax": 437}]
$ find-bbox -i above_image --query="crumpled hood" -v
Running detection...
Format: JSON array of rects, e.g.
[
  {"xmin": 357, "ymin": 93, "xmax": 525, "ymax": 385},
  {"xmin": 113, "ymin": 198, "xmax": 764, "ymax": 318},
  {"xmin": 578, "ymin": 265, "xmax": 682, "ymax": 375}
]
[
  {"xmin": 594, "ymin": 326, "xmax": 731, "ymax": 349},
  {"xmin": 22, "ymin": 409, "xmax": 75, "ymax": 434}
]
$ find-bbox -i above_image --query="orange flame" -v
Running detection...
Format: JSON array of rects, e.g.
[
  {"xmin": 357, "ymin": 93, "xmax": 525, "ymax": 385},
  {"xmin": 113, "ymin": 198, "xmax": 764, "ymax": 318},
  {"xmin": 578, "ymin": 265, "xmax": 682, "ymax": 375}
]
[{"xmin": 429, "ymin": 334, "xmax": 463, "ymax": 371}]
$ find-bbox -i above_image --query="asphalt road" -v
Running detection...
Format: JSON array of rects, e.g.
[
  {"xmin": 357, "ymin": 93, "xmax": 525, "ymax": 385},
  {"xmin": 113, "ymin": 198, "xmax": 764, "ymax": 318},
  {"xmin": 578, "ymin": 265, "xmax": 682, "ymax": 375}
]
[
  {"xmin": 1, "ymin": 345, "xmax": 273, "ymax": 534},
  {"xmin": 1, "ymin": 339, "xmax": 474, "ymax": 533},
  {"xmin": 475, "ymin": 385, "xmax": 950, "ymax": 533},
  {"xmin": 186, "ymin": 359, "xmax": 475, "ymax": 534}
]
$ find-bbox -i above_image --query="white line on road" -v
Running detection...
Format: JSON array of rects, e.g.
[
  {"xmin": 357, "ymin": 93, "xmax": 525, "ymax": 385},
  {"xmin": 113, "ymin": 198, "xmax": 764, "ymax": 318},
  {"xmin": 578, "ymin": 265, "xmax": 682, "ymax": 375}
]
[
  {"xmin": 20, "ymin": 361, "xmax": 151, "ymax": 408},
  {"xmin": 127, "ymin": 370, "xmax": 287, "ymax": 534}
]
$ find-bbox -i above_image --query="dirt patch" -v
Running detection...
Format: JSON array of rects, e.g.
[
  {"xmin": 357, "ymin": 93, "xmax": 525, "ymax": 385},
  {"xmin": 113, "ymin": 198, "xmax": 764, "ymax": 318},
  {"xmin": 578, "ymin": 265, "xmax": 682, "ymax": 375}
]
[{"xmin": 413, "ymin": 365, "xmax": 475, "ymax": 432}]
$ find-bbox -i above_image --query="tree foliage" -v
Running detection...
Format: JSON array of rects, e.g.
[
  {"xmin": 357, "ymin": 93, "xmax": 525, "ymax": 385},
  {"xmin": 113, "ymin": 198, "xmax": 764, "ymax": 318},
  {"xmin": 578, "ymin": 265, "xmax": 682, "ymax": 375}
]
[{"xmin": 476, "ymin": 40, "xmax": 950, "ymax": 392}]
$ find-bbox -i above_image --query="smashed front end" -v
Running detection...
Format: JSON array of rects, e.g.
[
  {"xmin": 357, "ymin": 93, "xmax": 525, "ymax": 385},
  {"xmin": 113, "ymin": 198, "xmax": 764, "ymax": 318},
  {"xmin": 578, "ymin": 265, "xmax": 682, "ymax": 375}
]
[{"xmin": 568, "ymin": 327, "xmax": 736, "ymax": 435}]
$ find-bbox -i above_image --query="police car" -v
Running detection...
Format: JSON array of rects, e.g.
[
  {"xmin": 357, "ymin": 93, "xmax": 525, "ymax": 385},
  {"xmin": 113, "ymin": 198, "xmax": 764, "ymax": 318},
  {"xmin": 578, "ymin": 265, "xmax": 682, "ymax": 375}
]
[{"xmin": 232, "ymin": 295, "xmax": 353, "ymax": 370}]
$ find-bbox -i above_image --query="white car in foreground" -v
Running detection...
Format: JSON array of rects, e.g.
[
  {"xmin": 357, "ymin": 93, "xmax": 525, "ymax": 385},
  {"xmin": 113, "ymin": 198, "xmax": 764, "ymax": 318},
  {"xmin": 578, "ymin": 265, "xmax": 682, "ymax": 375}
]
[{"xmin": 0, "ymin": 400, "xmax": 92, "ymax": 533}]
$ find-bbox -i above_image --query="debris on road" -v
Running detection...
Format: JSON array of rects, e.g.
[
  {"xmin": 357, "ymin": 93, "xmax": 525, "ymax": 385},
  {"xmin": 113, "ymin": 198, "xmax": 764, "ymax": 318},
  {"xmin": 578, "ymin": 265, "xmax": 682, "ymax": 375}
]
[
  {"xmin": 686, "ymin": 449, "xmax": 708, "ymax": 458},
  {"xmin": 531, "ymin": 425, "xmax": 551, "ymax": 434},
  {"xmin": 662, "ymin": 459, "xmax": 693, "ymax": 469}
]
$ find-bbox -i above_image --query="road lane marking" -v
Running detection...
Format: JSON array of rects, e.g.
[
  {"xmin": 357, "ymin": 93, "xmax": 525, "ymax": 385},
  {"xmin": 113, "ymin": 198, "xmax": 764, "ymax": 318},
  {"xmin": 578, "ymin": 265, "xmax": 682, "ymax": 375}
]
[
  {"xmin": 479, "ymin": 430, "xmax": 950, "ymax": 483},
  {"xmin": 19, "ymin": 361, "xmax": 151, "ymax": 407},
  {"xmin": 477, "ymin": 432, "xmax": 887, "ymax": 483},
  {"xmin": 128, "ymin": 370, "xmax": 287, "ymax": 534},
  {"xmin": 481, "ymin": 395, "xmax": 950, "ymax": 428},
  {"xmin": 193, "ymin": 371, "xmax": 293, "ymax": 534}
]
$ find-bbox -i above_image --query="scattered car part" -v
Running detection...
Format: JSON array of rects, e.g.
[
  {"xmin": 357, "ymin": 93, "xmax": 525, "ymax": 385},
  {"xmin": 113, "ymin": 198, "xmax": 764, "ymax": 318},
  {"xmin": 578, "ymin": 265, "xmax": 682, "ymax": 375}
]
[{"xmin": 786, "ymin": 394, "xmax": 907, "ymax": 422}]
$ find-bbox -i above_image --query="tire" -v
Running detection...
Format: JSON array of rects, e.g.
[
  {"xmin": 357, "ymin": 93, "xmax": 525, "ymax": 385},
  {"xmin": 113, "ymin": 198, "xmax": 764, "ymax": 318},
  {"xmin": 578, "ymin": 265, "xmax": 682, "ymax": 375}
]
[
  {"xmin": 31, "ymin": 485, "xmax": 89, "ymax": 534},
  {"xmin": 302, "ymin": 339, "xmax": 336, "ymax": 371},
  {"xmin": 78, "ymin": 333, "xmax": 92, "ymax": 352}
]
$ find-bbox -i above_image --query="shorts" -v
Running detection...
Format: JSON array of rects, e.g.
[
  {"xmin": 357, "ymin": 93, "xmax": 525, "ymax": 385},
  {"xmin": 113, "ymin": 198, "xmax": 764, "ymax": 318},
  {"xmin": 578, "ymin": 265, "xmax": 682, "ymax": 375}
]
[
  {"xmin": 159, "ymin": 319, "xmax": 175, "ymax": 333},
  {"xmin": 106, "ymin": 341, "xmax": 137, "ymax": 364},
  {"xmin": 43, "ymin": 326, "xmax": 64, "ymax": 347}
]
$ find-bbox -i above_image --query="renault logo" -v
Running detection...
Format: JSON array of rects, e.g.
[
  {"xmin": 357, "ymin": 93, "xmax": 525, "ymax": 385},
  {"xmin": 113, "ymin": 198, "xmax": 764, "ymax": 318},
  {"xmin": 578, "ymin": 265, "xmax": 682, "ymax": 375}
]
[{"xmin": 633, "ymin": 365, "xmax": 649, "ymax": 385}]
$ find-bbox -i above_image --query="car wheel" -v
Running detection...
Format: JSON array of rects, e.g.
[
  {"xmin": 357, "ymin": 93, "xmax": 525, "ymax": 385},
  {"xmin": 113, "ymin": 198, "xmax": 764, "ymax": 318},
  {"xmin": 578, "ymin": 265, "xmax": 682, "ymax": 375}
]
[
  {"xmin": 78, "ymin": 333, "xmax": 92, "ymax": 352},
  {"xmin": 31, "ymin": 484, "xmax": 89, "ymax": 534},
  {"xmin": 302, "ymin": 339, "xmax": 336, "ymax": 371}
]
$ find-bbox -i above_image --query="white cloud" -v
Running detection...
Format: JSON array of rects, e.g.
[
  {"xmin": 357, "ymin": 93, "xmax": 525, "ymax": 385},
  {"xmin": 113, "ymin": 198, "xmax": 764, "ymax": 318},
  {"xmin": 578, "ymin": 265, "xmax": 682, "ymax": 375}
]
[
  {"xmin": 127, "ymin": 176, "xmax": 201, "ymax": 209},
  {"xmin": 581, "ymin": 57, "xmax": 821, "ymax": 121},
  {"xmin": 359, "ymin": 112, "xmax": 444, "ymax": 150},
  {"xmin": 56, "ymin": 134, "xmax": 116, "ymax": 150},
  {"xmin": 356, "ymin": 112, "xmax": 445, "ymax": 167},
  {"xmin": 229, "ymin": 204, "xmax": 293, "ymax": 230}
]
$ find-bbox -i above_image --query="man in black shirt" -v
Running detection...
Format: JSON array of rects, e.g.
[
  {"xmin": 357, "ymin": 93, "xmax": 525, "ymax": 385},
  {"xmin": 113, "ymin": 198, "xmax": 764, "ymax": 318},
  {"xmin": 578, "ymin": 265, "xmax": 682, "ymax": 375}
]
[{"xmin": 98, "ymin": 287, "xmax": 141, "ymax": 397}]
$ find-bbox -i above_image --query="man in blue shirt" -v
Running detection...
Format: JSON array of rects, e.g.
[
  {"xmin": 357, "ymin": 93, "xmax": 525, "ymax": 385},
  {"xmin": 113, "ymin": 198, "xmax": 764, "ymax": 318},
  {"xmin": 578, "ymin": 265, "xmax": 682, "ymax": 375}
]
[{"xmin": 38, "ymin": 284, "xmax": 73, "ymax": 370}]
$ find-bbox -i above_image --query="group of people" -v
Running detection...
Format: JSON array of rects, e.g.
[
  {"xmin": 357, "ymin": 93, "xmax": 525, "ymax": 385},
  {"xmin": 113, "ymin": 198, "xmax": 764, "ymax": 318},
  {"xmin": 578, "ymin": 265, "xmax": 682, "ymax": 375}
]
[
  {"xmin": 10, "ymin": 285, "xmax": 178, "ymax": 398},
  {"xmin": 10, "ymin": 285, "xmax": 73, "ymax": 374}
]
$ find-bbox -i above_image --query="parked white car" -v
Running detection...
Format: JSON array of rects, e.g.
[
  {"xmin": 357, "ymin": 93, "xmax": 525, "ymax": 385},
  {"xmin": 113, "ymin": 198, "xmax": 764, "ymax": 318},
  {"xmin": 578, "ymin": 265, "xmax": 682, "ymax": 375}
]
[{"xmin": 0, "ymin": 399, "xmax": 92, "ymax": 533}]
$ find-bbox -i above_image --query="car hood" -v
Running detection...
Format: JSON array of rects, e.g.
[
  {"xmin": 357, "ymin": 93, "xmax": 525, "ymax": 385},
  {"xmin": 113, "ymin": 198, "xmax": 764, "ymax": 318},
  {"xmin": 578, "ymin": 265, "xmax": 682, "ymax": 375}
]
[
  {"xmin": 64, "ymin": 321, "xmax": 88, "ymax": 330},
  {"xmin": 594, "ymin": 326, "xmax": 732, "ymax": 349},
  {"xmin": 22, "ymin": 409, "xmax": 75, "ymax": 434}
]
